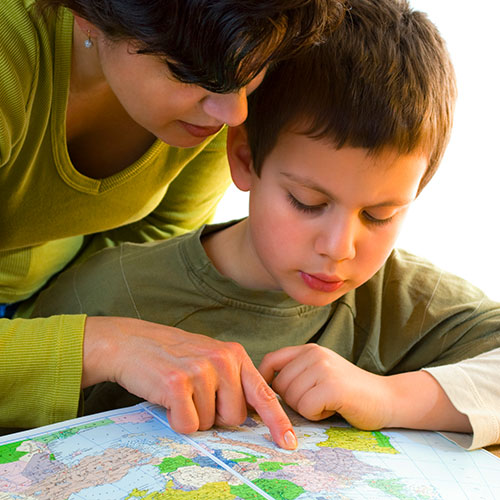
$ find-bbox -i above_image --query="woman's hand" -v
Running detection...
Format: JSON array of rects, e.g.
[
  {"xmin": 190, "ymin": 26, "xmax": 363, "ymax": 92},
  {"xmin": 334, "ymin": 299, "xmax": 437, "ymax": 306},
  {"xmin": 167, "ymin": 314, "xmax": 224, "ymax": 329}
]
[
  {"xmin": 259, "ymin": 344, "xmax": 472, "ymax": 433},
  {"xmin": 83, "ymin": 316, "xmax": 297, "ymax": 449}
]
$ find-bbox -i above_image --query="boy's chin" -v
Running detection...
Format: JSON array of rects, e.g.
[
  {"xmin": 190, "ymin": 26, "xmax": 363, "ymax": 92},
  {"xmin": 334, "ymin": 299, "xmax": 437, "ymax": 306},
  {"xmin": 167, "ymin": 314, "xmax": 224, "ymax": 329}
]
[{"xmin": 287, "ymin": 289, "xmax": 345, "ymax": 307}]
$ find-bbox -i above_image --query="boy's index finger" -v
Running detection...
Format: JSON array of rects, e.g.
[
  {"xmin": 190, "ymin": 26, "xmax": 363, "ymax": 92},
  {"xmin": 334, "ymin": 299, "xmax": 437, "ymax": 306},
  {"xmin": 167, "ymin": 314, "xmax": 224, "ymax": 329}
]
[
  {"xmin": 258, "ymin": 361, "xmax": 276, "ymax": 385},
  {"xmin": 241, "ymin": 361, "xmax": 297, "ymax": 450},
  {"xmin": 258, "ymin": 345, "xmax": 303, "ymax": 383}
]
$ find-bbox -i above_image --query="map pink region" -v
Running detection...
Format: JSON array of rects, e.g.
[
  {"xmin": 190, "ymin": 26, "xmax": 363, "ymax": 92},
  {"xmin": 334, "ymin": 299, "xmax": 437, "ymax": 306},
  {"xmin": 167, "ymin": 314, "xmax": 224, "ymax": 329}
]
[
  {"xmin": 256, "ymin": 447, "xmax": 387, "ymax": 491},
  {"xmin": 0, "ymin": 460, "xmax": 32, "ymax": 493},
  {"xmin": 200, "ymin": 427, "xmax": 390, "ymax": 494},
  {"xmin": 110, "ymin": 412, "xmax": 154, "ymax": 425},
  {"xmin": 22, "ymin": 447, "xmax": 152, "ymax": 500}
]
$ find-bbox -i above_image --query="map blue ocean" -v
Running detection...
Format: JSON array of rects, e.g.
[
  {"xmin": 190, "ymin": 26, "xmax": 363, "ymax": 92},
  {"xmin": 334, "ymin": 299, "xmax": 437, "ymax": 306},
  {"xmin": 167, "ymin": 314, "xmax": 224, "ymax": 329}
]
[{"xmin": 0, "ymin": 402, "xmax": 499, "ymax": 499}]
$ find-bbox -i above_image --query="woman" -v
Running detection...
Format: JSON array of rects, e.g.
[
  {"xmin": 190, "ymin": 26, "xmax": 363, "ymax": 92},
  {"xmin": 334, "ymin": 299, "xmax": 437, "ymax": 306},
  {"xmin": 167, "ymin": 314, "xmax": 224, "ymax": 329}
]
[{"xmin": 0, "ymin": 0, "xmax": 343, "ymax": 449}]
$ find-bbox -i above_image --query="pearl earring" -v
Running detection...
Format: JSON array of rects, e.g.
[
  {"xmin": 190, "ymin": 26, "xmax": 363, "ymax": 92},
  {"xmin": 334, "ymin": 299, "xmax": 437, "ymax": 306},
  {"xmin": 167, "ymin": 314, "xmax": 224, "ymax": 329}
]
[{"xmin": 84, "ymin": 30, "xmax": 93, "ymax": 49}]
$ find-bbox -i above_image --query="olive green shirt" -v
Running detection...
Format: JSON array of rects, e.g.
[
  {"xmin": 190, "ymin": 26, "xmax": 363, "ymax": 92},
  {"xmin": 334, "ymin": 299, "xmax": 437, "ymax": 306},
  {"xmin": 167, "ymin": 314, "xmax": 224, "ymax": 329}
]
[
  {"xmin": 32, "ymin": 223, "xmax": 500, "ymax": 426},
  {"xmin": 0, "ymin": 0, "xmax": 231, "ymax": 429}
]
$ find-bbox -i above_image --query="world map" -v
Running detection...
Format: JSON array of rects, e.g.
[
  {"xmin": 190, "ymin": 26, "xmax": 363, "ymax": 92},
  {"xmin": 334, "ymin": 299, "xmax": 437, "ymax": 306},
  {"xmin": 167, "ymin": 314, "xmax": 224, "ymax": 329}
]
[{"xmin": 0, "ymin": 402, "xmax": 499, "ymax": 499}]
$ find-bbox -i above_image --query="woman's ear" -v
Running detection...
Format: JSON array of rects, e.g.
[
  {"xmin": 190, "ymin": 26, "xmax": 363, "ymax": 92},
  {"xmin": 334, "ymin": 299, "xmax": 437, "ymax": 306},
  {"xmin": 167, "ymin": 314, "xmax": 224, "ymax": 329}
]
[
  {"xmin": 226, "ymin": 125, "xmax": 253, "ymax": 192},
  {"xmin": 73, "ymin": 13, "xmax": 104, "ymax": 46},
  {"xmin": 73, "ymin": 14, "xmax": 95, "ymax": 35}
]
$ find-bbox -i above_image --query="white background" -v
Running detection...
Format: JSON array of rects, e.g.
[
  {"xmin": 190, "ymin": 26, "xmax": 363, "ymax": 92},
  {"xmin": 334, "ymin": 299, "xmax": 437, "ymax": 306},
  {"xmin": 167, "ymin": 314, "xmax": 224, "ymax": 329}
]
[{"xmin": 214, "ymin": 0, "xmax": 500, "ymax": 300}]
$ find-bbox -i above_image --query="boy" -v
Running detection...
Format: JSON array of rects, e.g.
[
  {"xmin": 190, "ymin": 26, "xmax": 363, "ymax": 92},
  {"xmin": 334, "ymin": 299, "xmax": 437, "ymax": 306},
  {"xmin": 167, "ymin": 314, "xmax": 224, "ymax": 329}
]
[{"xmin": 32, "ymin": 0, "xmax": 500, "ymax": 450}]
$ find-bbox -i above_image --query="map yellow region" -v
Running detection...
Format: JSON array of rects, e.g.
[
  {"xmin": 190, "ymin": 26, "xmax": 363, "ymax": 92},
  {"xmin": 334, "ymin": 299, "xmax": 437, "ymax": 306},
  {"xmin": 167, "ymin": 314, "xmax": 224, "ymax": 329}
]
[
  {"xmin": 317, "ymin": 427, "xmax": 399, "ymax": 454},
  {"xmin": 126, "ymin": 481, "xmax": 236, "ymax": 499}
]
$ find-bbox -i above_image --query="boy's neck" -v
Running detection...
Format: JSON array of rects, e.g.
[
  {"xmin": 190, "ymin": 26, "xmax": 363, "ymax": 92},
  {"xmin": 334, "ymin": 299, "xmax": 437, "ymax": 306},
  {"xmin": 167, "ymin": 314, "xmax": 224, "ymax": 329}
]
[{"xmin": 202, "ymin": 219, "xmax": 278, "ymax": 290}]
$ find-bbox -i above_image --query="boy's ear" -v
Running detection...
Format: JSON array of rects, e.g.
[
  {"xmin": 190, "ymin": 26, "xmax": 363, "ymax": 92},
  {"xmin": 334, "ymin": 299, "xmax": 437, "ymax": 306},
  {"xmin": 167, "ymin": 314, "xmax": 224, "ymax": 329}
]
[{"xmin": 226, "ymin": 125, "xmax": 253, "ymax": 192}]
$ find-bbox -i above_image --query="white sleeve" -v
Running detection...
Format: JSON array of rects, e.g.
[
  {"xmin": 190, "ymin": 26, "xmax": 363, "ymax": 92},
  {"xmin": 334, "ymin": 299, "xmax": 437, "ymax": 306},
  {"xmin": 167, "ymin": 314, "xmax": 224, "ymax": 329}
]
[{"xmin": 422, "ymin": 347, "xmax": 500, "ymax": 450}]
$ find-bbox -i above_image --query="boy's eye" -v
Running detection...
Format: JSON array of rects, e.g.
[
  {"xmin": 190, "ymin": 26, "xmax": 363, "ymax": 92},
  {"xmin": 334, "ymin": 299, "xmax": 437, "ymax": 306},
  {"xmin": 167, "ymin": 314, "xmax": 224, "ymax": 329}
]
[
  {"xmin": 362, "ymin": 211, "xmax": 394, "ymax": 226},
  {"xmin": 287, "ymin": 193, "xmax": 325, "ymax": 214}
]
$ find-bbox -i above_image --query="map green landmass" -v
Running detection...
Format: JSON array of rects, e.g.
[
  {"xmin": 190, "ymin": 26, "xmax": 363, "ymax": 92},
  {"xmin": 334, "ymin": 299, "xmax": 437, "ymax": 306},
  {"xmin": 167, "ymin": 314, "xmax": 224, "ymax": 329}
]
[
  {"xmin": 369, "ymin": 478, "xmax": 433, "ymax": 500},
  {"xmin": 33, "ymin": 418, "xmax": 114, "ymax": 444},
  {"xmin": 232, "ymin": 451, "xmax": 262, "ymax": 463},
  {"xmin": 258, "ymin": 461, "xmax": 298, "ymax": 472},
  {"xmin": 231, "ymin": 479, "xmax": 305, "ymax": 500},
  {"xmin": 157, "ymin": 455, "xmax": 199, "ymax": 473},
  {"xmin": 0, "ymin": 440, "xmax": 28, "ymax": 464}
]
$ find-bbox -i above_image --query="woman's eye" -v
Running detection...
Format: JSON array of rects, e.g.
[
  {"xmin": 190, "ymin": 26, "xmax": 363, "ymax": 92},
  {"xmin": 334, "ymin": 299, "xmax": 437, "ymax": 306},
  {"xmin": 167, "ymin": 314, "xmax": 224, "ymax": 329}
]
[
  {"xmin": 287, "ymin": 193, "xmax": 324, "ymax": 214},
  {"xmin": 362, "ymin": 211, "xmax": 394, "ymax": 226}
]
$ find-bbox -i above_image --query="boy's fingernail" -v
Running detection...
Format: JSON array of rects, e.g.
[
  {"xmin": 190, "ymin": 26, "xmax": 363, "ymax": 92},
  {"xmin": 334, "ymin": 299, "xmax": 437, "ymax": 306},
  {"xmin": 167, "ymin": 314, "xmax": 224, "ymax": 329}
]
[{"xmin": 283, "ymin": 430, "xmax": 297, "ymax": 449}]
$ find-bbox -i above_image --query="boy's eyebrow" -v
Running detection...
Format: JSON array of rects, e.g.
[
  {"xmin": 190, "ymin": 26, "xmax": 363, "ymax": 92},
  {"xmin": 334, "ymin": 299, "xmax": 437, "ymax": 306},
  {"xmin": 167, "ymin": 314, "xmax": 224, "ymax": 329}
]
[{"xmin": 280, "ymin": 172, "xmax": 414, "ymax": 207}]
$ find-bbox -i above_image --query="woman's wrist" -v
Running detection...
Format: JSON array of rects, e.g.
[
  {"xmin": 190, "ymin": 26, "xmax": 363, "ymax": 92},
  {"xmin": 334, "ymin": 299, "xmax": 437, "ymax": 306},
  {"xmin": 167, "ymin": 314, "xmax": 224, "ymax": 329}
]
[{"xmin": 82, "ymin": 316, "xmax": 119, "ymax": 388}]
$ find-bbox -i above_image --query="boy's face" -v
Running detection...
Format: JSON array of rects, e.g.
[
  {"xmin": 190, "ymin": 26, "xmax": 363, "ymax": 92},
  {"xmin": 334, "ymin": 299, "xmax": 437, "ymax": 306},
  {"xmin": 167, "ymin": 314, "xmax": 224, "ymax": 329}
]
[{"xmin": 232, "ymin": 130, "xmax": 428, "ymax": 306}]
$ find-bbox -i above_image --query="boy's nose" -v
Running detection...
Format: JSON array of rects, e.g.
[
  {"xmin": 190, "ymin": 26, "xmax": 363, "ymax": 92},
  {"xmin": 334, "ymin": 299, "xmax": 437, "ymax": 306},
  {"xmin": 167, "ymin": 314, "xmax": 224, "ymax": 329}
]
[
  {"xmin": 315, "ymin": 215, "xmax": 357, "ymax": 262},
  {"xmin": 202, "ymin": 89, "xmax": 248, "ymax": 127}
]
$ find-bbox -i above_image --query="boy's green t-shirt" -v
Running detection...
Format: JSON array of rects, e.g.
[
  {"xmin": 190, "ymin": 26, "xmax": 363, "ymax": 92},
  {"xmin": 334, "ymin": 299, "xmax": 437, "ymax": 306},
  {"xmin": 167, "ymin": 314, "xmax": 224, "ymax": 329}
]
[
  {"xmin": 0, "ymin": 0, "xmax": 231, "ymax": 429},
  {"xmin": 32, "ymin": 222, "xmax": 500, "ymax": 414}
]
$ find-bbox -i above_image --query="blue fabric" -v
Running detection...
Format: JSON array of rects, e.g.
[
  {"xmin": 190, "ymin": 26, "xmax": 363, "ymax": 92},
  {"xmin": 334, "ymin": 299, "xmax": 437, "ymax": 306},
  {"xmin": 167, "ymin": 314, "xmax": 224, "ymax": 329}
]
[{"xmin": 0, "ymin": 303, "xmax": 19, "ymax": 319}]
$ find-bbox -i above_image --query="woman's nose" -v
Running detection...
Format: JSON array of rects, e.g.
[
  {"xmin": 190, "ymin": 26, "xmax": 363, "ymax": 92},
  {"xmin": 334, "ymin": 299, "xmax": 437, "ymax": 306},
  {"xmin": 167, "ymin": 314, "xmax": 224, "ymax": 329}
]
[{"xmin": 202, "ymin": 89, "xmax": 248, "ymax": 127}]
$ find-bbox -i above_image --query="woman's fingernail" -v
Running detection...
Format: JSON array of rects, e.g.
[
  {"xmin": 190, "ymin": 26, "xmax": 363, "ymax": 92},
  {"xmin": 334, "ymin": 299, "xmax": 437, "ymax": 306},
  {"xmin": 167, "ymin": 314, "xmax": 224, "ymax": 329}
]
[{"xmin": 283, "ymin": 430, "xmax": 297, "ymax": 449}]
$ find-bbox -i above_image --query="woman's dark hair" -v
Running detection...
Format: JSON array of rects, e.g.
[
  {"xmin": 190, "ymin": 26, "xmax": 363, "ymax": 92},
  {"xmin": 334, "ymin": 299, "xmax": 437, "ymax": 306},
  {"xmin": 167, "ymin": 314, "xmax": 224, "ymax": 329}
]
[
  {"xmin": 36, "ymin": 0, "xmax": 345, "ymax": 93},
  {"xmin": 246, "ymin": 0, "xmax": 457, "ymax": 193}
]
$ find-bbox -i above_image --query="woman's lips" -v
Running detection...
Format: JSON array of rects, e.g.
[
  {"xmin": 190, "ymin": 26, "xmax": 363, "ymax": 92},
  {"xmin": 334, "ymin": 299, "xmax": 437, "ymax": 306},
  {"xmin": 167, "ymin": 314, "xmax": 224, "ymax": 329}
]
[
  {"xmin": 300, "ymin": 272, "xmax": 344, "ymax": 293},
  {"xmin": 178, "ymin": 121, "xmax": 223, "ymax": 138}
]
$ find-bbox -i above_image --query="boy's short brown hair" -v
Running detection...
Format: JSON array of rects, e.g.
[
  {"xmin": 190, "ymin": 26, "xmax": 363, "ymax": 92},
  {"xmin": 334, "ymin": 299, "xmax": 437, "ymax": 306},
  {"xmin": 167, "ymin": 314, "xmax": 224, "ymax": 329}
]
[{"xmin": 246, "ymin": 0, "xmax": 457, "ymax": 192}]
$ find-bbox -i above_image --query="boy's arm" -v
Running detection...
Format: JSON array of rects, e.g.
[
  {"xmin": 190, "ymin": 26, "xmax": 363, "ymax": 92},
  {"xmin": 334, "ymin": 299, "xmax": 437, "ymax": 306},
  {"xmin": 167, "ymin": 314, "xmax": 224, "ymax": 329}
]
[
  {"xmin": 422, "ymin": 347, "xmax": 500, "ymax": 449},
  {"xmin": 259, "ymin": 344, "xmax": 500, "ymax": 448},
  {"xmin": 381, "ymin": 370, "xmax": 472, "ymax": 433},
  {"xmin": 384, "ymin": 348, "xmax": 500, "ymax": 449}
]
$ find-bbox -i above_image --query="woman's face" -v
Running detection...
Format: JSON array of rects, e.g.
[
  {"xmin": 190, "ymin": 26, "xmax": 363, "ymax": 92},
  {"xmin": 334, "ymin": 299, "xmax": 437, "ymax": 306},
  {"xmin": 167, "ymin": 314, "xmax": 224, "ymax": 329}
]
[{"xmin": 87, "ymin": 27, "xmax": 265, "ymax": 147}]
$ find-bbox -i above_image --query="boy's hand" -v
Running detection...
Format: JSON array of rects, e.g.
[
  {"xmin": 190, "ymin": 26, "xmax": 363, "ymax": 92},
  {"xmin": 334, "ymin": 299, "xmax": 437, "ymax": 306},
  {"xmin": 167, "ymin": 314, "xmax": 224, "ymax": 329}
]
[
  {"xmin": 259, "ymin": 344, "xmax": 472, "ymax": 434},
  {"xmin": 83, "ymin": 316, "xmax": 297, "ymax": 450},
  {"xmin": 259, "ymin": 344, "xmax": 392, "ymax": 430}
]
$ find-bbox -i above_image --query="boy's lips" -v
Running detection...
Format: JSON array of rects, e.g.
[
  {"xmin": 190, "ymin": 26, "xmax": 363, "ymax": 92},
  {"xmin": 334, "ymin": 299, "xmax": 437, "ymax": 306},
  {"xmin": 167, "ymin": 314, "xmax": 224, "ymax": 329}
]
[
  {"xmin": 178, "ymin": 120, "xmax": 223, "ymax": 138},
  {"xmin": 300, "ymin": 271, "xmax": 344, "ymax": 293}
]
